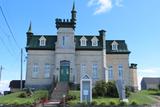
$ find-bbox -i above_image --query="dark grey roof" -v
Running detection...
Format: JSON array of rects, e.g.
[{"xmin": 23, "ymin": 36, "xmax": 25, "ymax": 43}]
[
  {"xmin": 141, "ymin": 77, "xmax": 160, "ymax": 84},
  {"xmin": 106, "ymin": 40, "xmax": 130, "ymax": 54},
  {"xmin": 75, "ymin": 35, "xmax": 103, "ymax": 50},
  {"xmin": 9, "ymin": 80, "xmax": 25, "ymax": 88},
  {"xmin": 26, "ymin": 35, "xmax": 130, "ymax": 54}
]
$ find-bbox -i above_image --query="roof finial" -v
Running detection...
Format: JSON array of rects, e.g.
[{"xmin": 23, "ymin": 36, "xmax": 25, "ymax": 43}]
[
  {"xmin": 28, "ymin": 21, "xmax": 32, "ymax": 33},
  {"xmin": 72, "ymin": 1, "xmax": 75, "ymax": 11}
]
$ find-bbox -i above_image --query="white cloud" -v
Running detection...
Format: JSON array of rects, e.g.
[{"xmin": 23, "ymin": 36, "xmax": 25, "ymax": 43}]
[
  {"xmin": 115, "ymin": 0, "xmax": 123, "ymax": 7},
  {"xmin": 88, "ymin": 0, "xmax": 112, "ymax": 15},
  {"xmin": 88, "ymin": 0, "xmax": 124, "ymax": 15},
  {"xmin": 0, "ymin": 80, "xmax": 10, "ymax": 94}
]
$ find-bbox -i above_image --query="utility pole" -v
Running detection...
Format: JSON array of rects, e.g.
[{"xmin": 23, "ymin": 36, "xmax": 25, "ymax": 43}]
[
  {"xmin": 20, "ymin": 48, "xmax": 23, "ymax": 90},
  {"xmin": 0, "ymin": 65, "xmax": 2, "ymax": 82}
]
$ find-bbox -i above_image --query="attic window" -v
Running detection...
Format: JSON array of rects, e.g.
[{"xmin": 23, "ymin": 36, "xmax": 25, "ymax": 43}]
[
  {"xmin": 39, "ymin": 36, "xmax": 46, "ymax": 46},
  {"xmin": 111, "ymin": 41, "xmax": 118, "ymax": 51},
  {"xmin": 91, "ymin": 36, "xmax": 98, "ymax": 46},
  {"xmin": 80, "ymin": 36, "xmax": 87, "ymax": 46}
]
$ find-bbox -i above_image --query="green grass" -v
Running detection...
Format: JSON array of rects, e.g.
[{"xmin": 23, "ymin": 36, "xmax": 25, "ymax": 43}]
[
  {"xmin": 68, "ymin": 90, "xmax": 160, "ymax": 106},
  {"xmin": 0, "ymin": 90, "xmax": 48, "ymax": 105}
]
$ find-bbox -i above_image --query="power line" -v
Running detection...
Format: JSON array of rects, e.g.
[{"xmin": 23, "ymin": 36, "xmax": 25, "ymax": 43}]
[
  {"xmin": 0, "ymin": 5, "xmax": 20, "ymax": 49},
  {"xmin": 0, "ymin": 25, "xmax": 17, "ymax": 55},
  {"xmin": 0, "ymin": 33, "xmax": 14, "ymax": 57}
]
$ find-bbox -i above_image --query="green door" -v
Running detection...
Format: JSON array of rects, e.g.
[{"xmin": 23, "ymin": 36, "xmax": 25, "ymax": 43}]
[{"xmin": 60, "ymin": 65, "xmax": 69, "ymax": 82}]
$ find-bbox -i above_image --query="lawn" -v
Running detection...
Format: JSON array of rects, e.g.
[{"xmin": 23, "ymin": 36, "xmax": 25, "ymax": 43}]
[
  {"xmin": 0, "ymin": 90, "xmax": 48, "ymax": 105},
  {"xmin": 68, "ymin": 90, "xmax": 160, "ymax": 106}
]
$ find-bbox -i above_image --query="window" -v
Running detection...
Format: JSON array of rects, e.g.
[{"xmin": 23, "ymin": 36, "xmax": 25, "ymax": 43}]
[
  {"xmin": 111, "ymin": 41, "xmax": 118, "ymax": 51},
  {"xmin": 91, "ymin": 36, "xmax": 98, "ymax": 46},
  {"xmin": 62, "ymin": 36, "xmax": 65, "ymax": 47},
  {"xmin": 108, "ymin": 65, "xmax": 113, "ymax": 80},
  {"xmin": 112, "ymin": 44, "xmax": 117, "ymax": 50},
  {"xmin": 32, "ymin": 64, "xmax": 39, "ymax": 78},
  {"xmin": 44, "ymin": 64, "xmax": 50, "ymax": 78},
  {"xmin": 81, "ymin": 64, "xmax": 86, "ymax": 77},
  {"xmin": 39, "ymin": 36, "xmax": 46, "ymax": 46},
  {"xmin": 80, "ymin": 36, "xmax": 87, "ymax": 46},
  {"xmin": 92, "ymin": 64, "xmax": 98, "ymax": 79},
  {"xmin": 118, "ymin": 65, "xmax": 123, "ymax": 80}
]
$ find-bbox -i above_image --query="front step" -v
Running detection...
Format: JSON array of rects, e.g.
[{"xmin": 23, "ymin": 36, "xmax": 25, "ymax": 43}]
[{"xmin": 45, "ymin": 82, "xmax": 69, "ymax": 106}]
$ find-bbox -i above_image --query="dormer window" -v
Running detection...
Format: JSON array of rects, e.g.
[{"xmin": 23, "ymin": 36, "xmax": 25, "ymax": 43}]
[
  {"xmin": 80, "ymin": 36, "xmax": 87, "ymax": 46},
  {"xmin": 39, "ymin": 36, "xmax": 46, "ymax": 46},
  {"xmin": 111, "ymin": 40, "xmax": 118, "ymax": 51},
  {"xmin": 91, "ymin": 36, "xmax": 98, "ymax": 46}
]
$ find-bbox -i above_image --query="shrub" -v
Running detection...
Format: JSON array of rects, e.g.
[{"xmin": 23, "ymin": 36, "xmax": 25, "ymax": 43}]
[
  {"xmin": 91, "ymin": 101, "xmax": 97, "ymax": 105},
  {"xmin": 106, "ymin": 81, "xmax": 119, "ymax": 98},
  {"xmin": 131, "ymin": 101, "xmax": 138, "ymax": 106},
  {"xmin": 109, "ymin": 101, "xmax": 116, "ymax": 105},
  {"xmin": 158, "ymin": 84, "xmax": 160, "ymax": 90},
  {"xmin": 92, "ymin": 80, "xmax": 119, "ymax": 98},
  {"xmin": 119, "ymin": 101, "xmax": 127, "ymax": 106},
  {"xmin": 18, "ymin": 92, "xmax": 27, "ymax": 98},
  {"xmin": 125, "ymin": 86, "xmax": 131, "ymax": 97},
  {"xmin": 99, "ymin": 102, "xmax": 106, "ymax": 106}
]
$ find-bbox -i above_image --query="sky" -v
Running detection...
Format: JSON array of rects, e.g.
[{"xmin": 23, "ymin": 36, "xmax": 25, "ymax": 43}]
[{"xmin": 0, "ymin": 0, "xmax": 160, "ymax": 92}]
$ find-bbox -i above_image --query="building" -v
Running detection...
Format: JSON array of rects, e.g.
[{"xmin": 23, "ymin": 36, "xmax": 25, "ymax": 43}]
[
  {"xmin": 141, "ymin": 77, "xmax": 160, "ymax": 90},
  {"xmin": 9, "ymin": 80, "xmax": 25, "ymax": 92},
  {"xmin": 25, "ymin": 3, "xmax": 138, "ymax": 91}
]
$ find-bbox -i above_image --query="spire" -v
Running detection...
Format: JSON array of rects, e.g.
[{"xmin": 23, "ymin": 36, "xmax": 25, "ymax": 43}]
[
  {"xmin": 27, "ymin": 21, "xmax": 33, "ymax": 36},
  {"xmin": 27, "ymin": 21, "xmax": 32, "ymax": 33},
  {"xmin": 71, "ymin": 1, "xmax": 76, "ymax": 22},
  {"xmin": 72, "ymin": 1, "xmax": 75, "ymax": 11}
]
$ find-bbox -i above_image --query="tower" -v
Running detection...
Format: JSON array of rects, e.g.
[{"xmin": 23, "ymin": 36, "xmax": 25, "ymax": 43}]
[{"xmin": 71, "ymin": 1, "xmax": 76, "ymax": 23}]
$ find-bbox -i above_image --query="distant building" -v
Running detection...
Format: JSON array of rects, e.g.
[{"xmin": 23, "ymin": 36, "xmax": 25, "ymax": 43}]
[
  {"xmin": 25, "ymin": 3, "xmax": 138, "ymax": 91},
  {"xmin": 9, "ymin": 80, "xmax": 25, "ymax": 92},
  {"xmin": 141, "ymin": 77, "xmax": 160, "ymax": 90}
]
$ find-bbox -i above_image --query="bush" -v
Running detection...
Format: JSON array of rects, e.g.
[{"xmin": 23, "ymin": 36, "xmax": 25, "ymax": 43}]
[
  {"xmin": 119, "ymin": 101, "xmax": 127, "ymax": 106},
  {"xmin": 99, "ymin": 102, "xmax": 106, "ymax": 106},
  {"xmin": 125, "ymin": 86, "xmax": 131, "ymax": 97},
  {"xmin": 92, "ymin": 80, "xmax": 119, "ymax": 98},
  {"xmin": 131, "ymin": 101, "xmax": 138, "ymax": 106},
  {"xmin": 106, "ymin": 81, "xmax": 119, "ymax": 98},
  {"xmin": 18, "ymin": 92, "xmax": 27, "ymax": 98},
  {"xmin": 91, "ymin": 101, "xmax": 97, "ymax": 105},
  {"xmin": 109, "ymin": 101, "xmax": 116, "ymax": 105}
]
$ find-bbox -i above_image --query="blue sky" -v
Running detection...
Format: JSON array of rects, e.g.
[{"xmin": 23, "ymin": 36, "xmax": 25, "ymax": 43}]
[{"xmin": 0, "ymin": 0, "xmax": 160, "ymax": 92}]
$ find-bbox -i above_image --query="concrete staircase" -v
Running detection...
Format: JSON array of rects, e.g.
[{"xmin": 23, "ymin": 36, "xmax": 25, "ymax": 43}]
[{"xmin": 44, "ymin": 82, "xmax": 69, "ymax": 107}]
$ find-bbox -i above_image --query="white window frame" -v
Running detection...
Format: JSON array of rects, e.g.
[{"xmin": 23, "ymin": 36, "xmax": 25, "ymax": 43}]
[
  {"xmin": 91, "ymin": 37, "xmax": 98, "ymax": 46},
  {"xmin": 80, "ymin": 36, "xmax": 87, "ymax": 46},
  {"xmin": 92, "ymin": 64, "xmax": 98, "ymax": 79},
  {"xmin": 44, "ymin": 64, "xmax": 50, "ymax": 78},
  {"xmin": 111, "ymin": 41, "xmax": 118, "ymax": 51},
  {"xmin": 118, "ymin": 64, "xmax": 123, "ymax": 80},
  {"xmin": 108, "ymin": 65, "xmax": 113, "ymax": 80},
  {"xmin": 32, "ymin": 64, "xmax": 39, "ymax": 78},
  {"xmin": 39, "ymin": 36, "xmax": 46, "ymax": 46}
]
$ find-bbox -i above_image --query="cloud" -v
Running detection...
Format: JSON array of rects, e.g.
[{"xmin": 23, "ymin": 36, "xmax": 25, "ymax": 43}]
[
  {"xmin": 88, "ymin": 0, "xmax": 112, "ymax": 15},
  {"xmin": 0, "ymin": 80, "xmax": 10, "ymax": 94},
  {"xmin": 115, "ymin": 0, "xmax": 123, "ymax": 7},
  {"xmin": 88, "ymin": 0, "xmax": 124, "ymax": 15}
]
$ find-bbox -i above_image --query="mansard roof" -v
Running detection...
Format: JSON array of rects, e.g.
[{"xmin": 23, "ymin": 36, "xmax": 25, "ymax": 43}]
[
  {"xmin": 106, "ymin": 40, "xmax": 130, "ymax": 54},
  {"xmin": 26, "ymin": 35, "xmax": 130, "ymax": 54}
]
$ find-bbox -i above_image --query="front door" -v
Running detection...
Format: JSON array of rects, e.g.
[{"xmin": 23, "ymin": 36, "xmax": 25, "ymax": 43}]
[{"xmin": 60, "ymin": 61, "xmax": 70, "ymax": 82}]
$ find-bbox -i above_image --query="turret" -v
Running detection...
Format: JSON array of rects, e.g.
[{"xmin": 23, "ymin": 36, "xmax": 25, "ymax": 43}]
[
  {"xmin": 99, "ymin": 30, "xmax": 106, "ymax": 49},
  {"xmin": 71, "ymin": 1, "xmax": 76, "ymax": 23},
  {"xmin": 26, "ymin": 22, "xmax": 33, "ymax": 46},
  {"xmin": 55, "ymin": 2, "xmax": 76, "ymax": 30}
]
